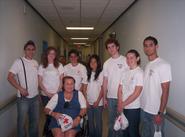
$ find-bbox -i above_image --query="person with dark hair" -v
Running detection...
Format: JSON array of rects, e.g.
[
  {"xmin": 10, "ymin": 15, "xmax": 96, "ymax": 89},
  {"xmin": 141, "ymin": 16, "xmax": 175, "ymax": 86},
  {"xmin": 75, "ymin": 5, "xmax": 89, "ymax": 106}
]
[
  {"xmin": 7, "ymin": 40, "xmax": 39, "ymax": 137},
  {"xmin": 86, "ymin": 54, "xmax": 103, "ymax": 137},
  {"xmin": 64, "ymin": 49, "xmax": 87, "ymax": 94},
  {"xmin": 24, "ymin": 40, "xmax": 36, "ymax": 50},
  {"xmin": 103, "ymin": 38, "xmax": 128, "ymax": 137},
  {"xmin": 44, "ymin": 76, "xmax": 87, "ymax": 137},
  {"xmin": 38, "ymin": 47, "xmax": 64, "ymax": 137},
  {"xmin": 141, "ymin": 36, "xmax": 172, "ymax": 137},
  {"xmin": 59, "ymin": 55, "xmax": 67, "ymax": 66},
  {"xmin": 117, "ymin": 49, "xmax": 143, "ymax": 137}
]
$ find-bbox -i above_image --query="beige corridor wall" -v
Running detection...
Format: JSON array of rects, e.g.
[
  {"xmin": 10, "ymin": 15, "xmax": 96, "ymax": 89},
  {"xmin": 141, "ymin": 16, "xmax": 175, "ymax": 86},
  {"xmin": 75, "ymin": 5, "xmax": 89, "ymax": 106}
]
[
  {"xmin": 101, "ymin": 0, "xmax": 185, "ymax": 137},
  {"xmin": 0, "ymin": 0, "xmax": 64, "ymax": 136}
]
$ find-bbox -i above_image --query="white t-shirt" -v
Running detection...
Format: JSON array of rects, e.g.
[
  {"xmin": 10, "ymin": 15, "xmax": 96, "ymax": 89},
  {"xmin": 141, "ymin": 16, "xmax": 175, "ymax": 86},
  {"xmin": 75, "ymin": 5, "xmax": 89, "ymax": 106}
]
[
  {"xmin": 103, "ymin": 55, "xmax": 128, "ymax": 99},
  {"xmin": 120, "ymin": 67, "xmax": 143, "ymax": 109},
  {"xmin": 64, "ymin": 63, "xmax": 87, "ymax": 90},
  {"xmin": 141, "ymin": 57, "xmax": 172, "ymax": 115},
  {"xmin": 87, "ymin": 72, "xmax": 103, "ymax": 106},
  {"xmin": 38, "ymin": 63, "xmax": 64, "ymax": 96},
  {"xmin": 46, "ymin": 91, "xmax": 87, "ymax": 110},
  {"xmin": 9, "ymin": 57, "xmax": 39, "ymax": 98}
]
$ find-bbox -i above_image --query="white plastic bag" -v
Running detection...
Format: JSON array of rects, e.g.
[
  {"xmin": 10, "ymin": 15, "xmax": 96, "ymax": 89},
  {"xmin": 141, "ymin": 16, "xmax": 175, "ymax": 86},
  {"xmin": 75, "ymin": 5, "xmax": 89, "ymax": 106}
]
[
  {"xmin": 113, "ymin": 112, "xmax": 129, "ymax": 131},
  {"xmin": 154, "ymin": 125, "xmax": 162, "ymax": 137},
  {"xmin": 154, "ymin": 131, "xmax": 162, "ymax": 137},
  {"xmin": 120, "ymin": 112, "xmax": 129, "ymax": 130},
  {"xmin": 58, "ymin": 114, "xmax": 73, "ymax": 132}
]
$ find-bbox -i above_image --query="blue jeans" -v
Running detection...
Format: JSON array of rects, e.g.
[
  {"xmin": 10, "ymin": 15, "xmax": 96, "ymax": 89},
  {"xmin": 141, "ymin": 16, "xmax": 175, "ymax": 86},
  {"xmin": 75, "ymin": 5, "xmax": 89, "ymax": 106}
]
[
  {"xmin": 123, "ymin": 108, "xmax": 140, "ymax": 137},
  {"xmin": 107, "ymin": 98, "xmax": 122, "ymax": 137},
  {"xmin": 17, "ymin": 96, "xmax": 39, "ymax": 137},
  {"xmin": 41, "ymin": 95, "xmax": 53, "ymax": 137},
  {"xmin": 87, "ymin": 105, "xmax": 103, "ymax": 137},
  {"xmin": 140, "ymin": 109, "xmax": 165, "ymax": 137}
]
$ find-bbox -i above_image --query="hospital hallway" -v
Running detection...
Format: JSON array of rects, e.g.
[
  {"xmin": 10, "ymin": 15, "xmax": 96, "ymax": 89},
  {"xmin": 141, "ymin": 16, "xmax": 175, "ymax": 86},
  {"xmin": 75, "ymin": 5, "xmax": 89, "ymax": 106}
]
[{"xmin": 0, "ymin": 0, "xmax": 185, "ymax": 137}]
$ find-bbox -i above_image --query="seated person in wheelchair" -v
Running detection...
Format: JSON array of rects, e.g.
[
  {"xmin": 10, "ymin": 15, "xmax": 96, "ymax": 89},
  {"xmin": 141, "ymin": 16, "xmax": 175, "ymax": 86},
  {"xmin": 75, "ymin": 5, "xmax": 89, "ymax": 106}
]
[{"xmin": 45, "ymin": 76, "xmax": 87, "ymax": 137}]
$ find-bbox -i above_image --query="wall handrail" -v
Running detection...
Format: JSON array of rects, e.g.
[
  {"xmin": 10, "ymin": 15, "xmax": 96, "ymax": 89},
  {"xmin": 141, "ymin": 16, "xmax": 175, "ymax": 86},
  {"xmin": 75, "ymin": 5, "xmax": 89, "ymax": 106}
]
[
  {"xmin": 0, "ymin": 96, "xmax": 17, "ymax": 115},
  {"xmin": 166, "ymin": 107, "xmax": 185, "ymax": 132}
]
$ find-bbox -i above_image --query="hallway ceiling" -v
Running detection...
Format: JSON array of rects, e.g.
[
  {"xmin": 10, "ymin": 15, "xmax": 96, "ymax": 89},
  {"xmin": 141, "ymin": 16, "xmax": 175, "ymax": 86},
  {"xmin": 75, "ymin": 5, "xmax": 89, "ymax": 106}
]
[{"xmin": 27, "ymin": 0, "xmax": 135, "ymax": 45}]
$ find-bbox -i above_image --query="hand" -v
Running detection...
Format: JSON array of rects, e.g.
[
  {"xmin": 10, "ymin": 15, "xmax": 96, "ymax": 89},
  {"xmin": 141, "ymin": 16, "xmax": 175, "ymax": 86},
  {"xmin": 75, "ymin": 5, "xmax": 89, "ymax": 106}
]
[
  {"xmin": 72, "ymin": 116, "xmax": 81, "ymax": 128},
  {"xmin": 87, "ymin": 102, "xmax": 90, "ymax": 108},
  {"xmin": 19, "ymin": 87, "xmax": 29, "ymax": 96},
  {"xmin": 93, "ymin": 101, "xmax": 99, "ymax": 108},
  {"xmin": 46, "ymin": 92, "xmax": 55, "ymax": 98},
  {"xmin": 117, "ymin": 101, "xmax": 123, "ymax": 113},
  {"xmin": 52, "ymin": 112, "xmax": 62, "ymax": 120},
  {"xmin": 103, "ymin": 98, "xmax": 108, "ymax": 108},
  {"xmin": 154, "ymin": 114, "xmax": 163, "ymax": 125}
]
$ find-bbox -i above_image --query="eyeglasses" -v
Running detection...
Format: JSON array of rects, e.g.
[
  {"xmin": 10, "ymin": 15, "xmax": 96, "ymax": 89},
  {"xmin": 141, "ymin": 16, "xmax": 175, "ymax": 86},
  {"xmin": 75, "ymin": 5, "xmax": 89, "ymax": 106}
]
[{"xmin": 64, "ymin": 101, "xmax": 70, "ymax": 109}]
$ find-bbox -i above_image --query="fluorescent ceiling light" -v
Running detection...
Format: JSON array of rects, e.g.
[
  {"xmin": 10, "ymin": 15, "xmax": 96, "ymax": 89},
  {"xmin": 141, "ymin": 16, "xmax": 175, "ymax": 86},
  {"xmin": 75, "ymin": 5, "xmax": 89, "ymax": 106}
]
[
  {"xmin": 71, "ymin": 38, "xmax": 89, "ymax": 40},
  {"xmin": 73, "ymin": 42, "xmax": 87, "ymax": 45},
  {"xmin": 66, "ymin": 27, "xmax": 94, "ymax": 30}
]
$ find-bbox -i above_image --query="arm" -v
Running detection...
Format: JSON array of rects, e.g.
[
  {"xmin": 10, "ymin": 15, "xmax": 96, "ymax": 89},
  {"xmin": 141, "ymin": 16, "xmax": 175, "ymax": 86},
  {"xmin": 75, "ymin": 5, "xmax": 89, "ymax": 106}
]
[
  {"xmin": 159, "ymin": 82, "xmax": 170, "ymax": 113},
  {"xmin": 122, "ymin": 86, "xmax": 143, "ymax": 107},
  {"xmin": 93, "ymin": 86, "xmax": 103, "ymax": 108},
  {"xmin": 155, "ymin": 81, "xmax": 170, "ymax": 124},
  {"xmin": 73, "ymin": 91, "xmax": 87, "ymax": 127},
  {"xmin": 38, "ymin": 75, "xmax": 53, "ymax": 98},
  {"xmin": 44, "ymin": 94, "xmax": 60, "ymax": 119},
  {"xmin": 57, "ymin": 73, "xmax": 64, "ymax": 92},
  {"xmin": 7, "ymin": 72, "xmax": 28, "ymax": 96},
  {"xmin": 103, "ymin": 76, "xmax": 108, "ymax": 108},
  {"xmin": 117, "ymin": 84, "xmax": 123, "ymax": 113}
]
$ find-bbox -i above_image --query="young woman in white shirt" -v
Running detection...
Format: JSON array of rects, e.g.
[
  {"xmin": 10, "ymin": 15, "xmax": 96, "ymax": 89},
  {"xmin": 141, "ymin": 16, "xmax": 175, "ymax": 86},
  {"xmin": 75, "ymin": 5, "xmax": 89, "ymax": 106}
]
[
  {"xmin": 38, "ymin": 47, "xmax": 64, "ymax": 137},
  {"xmin": 117, "ymin": 49, "xmax": 143, "ymax": 137},
  {"xmin": 86, "ymin": 54, "xmax": 103, "ymax": 137}
]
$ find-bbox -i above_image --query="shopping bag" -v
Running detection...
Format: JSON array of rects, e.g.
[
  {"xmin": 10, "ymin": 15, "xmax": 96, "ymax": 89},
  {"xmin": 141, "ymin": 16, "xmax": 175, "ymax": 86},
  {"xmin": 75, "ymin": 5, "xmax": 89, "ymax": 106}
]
[
  {"xmin": 113, "ymin": 112, "xmax": 129, "ymax": 131},
  {"xmin": 154, "ymin": 124, "xmax": 162, "ymax": 137},
  {"xmin": 58, "ymin": 114, "xmax": 73, "ymax": 132},
  {"xmin": 120, "ymin": 112, "xmax": 129, "ymax": 130}
]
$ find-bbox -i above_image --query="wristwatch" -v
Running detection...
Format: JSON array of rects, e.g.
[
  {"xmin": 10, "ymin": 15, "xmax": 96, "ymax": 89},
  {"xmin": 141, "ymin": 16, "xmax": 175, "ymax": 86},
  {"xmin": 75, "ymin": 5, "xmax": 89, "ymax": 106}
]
[{"xmin": 158, "ymin": 111, "xmax": 163, "ymax": 115}]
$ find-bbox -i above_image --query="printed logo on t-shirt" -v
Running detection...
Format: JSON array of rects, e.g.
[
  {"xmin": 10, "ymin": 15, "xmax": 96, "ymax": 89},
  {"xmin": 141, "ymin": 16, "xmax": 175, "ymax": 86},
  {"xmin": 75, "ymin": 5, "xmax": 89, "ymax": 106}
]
[
  {"xmin": 149, "ymin": 69, "xmax": 154, "ymax": 76},
  {"xmin": 77, "ymin": 70, "xmax": 80, "ymax": 74},
  {"xmin": 117, "ymin": 64, "xmax": 123, "ymax": 69}
]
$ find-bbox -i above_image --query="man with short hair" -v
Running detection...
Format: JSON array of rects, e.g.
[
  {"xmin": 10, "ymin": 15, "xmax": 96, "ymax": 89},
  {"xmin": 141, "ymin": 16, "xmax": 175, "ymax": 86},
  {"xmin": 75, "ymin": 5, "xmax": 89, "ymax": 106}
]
[
  {"xmin": 103, "ymin": 38, "xmax": 128, "ymax": 137},
  {"xmin": 7, "ymin": 40, "xmax": 39, "ymax": 137},
  {"xmin": 141, "ymin": 36, "xmax": 172, "ymax": 137}
]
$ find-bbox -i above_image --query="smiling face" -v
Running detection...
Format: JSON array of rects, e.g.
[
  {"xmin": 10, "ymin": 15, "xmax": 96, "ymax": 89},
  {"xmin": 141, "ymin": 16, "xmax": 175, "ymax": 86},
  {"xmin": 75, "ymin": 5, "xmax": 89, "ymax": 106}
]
[
  {"xmin": 69, "ymin": 53, "xmax": 78, "ymax": 65},
  {"xmin": 24, "ymin": 44, "xmax": 36, "ymax": 59},
  {"xmin": 63, "ymin": 77, "xmax": 75, "ymax": 93},
  {"xmin": 126, "ymin": 52, "xmax": 139, "ymax": 69},
  {"xmin": 47, "ymin": 49, "xmax": 56, "ymax": 63}
]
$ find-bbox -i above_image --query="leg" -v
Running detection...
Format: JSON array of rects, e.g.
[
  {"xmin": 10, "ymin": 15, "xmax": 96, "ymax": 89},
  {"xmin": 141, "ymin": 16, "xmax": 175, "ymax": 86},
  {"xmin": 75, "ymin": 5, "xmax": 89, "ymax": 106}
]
[
  {"xmin": 52, "ymin": 128, "xmax": 64, "ymax": 137},
  {"xmin": 41, "ymin": 95, "xmax": 52, "ymax": 137},
  {"xmin": 17, "ymin": 97, "xmax": 29, "ymax": 137},
  {"xmin": 28, "ymin": 96, "xmax": 40, "ymax": 137},
  {"xmin": 64, "ymin": 129, "xmax": 77, "ymax": 137},
  {"xmin": 140, "ymin": 109, "xmax": 155, "ymax": 137},
  {"xmin": 124, "ymin": 109, "xmax": 140, "ymax": 137},
  {"xmin": 87, "ymin": 105, "xmax": 95, "ymax": 137},
  {"xmin": 107, "ymin": 98, "xmax": 121, "ymax": 137},
  {"xmin": 122, "ymin": 109, "xmax": 129, "ymax": 137},
  {"xmin": 94, "ymin": 106, "xmax": 103, "ymax": 137}
]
